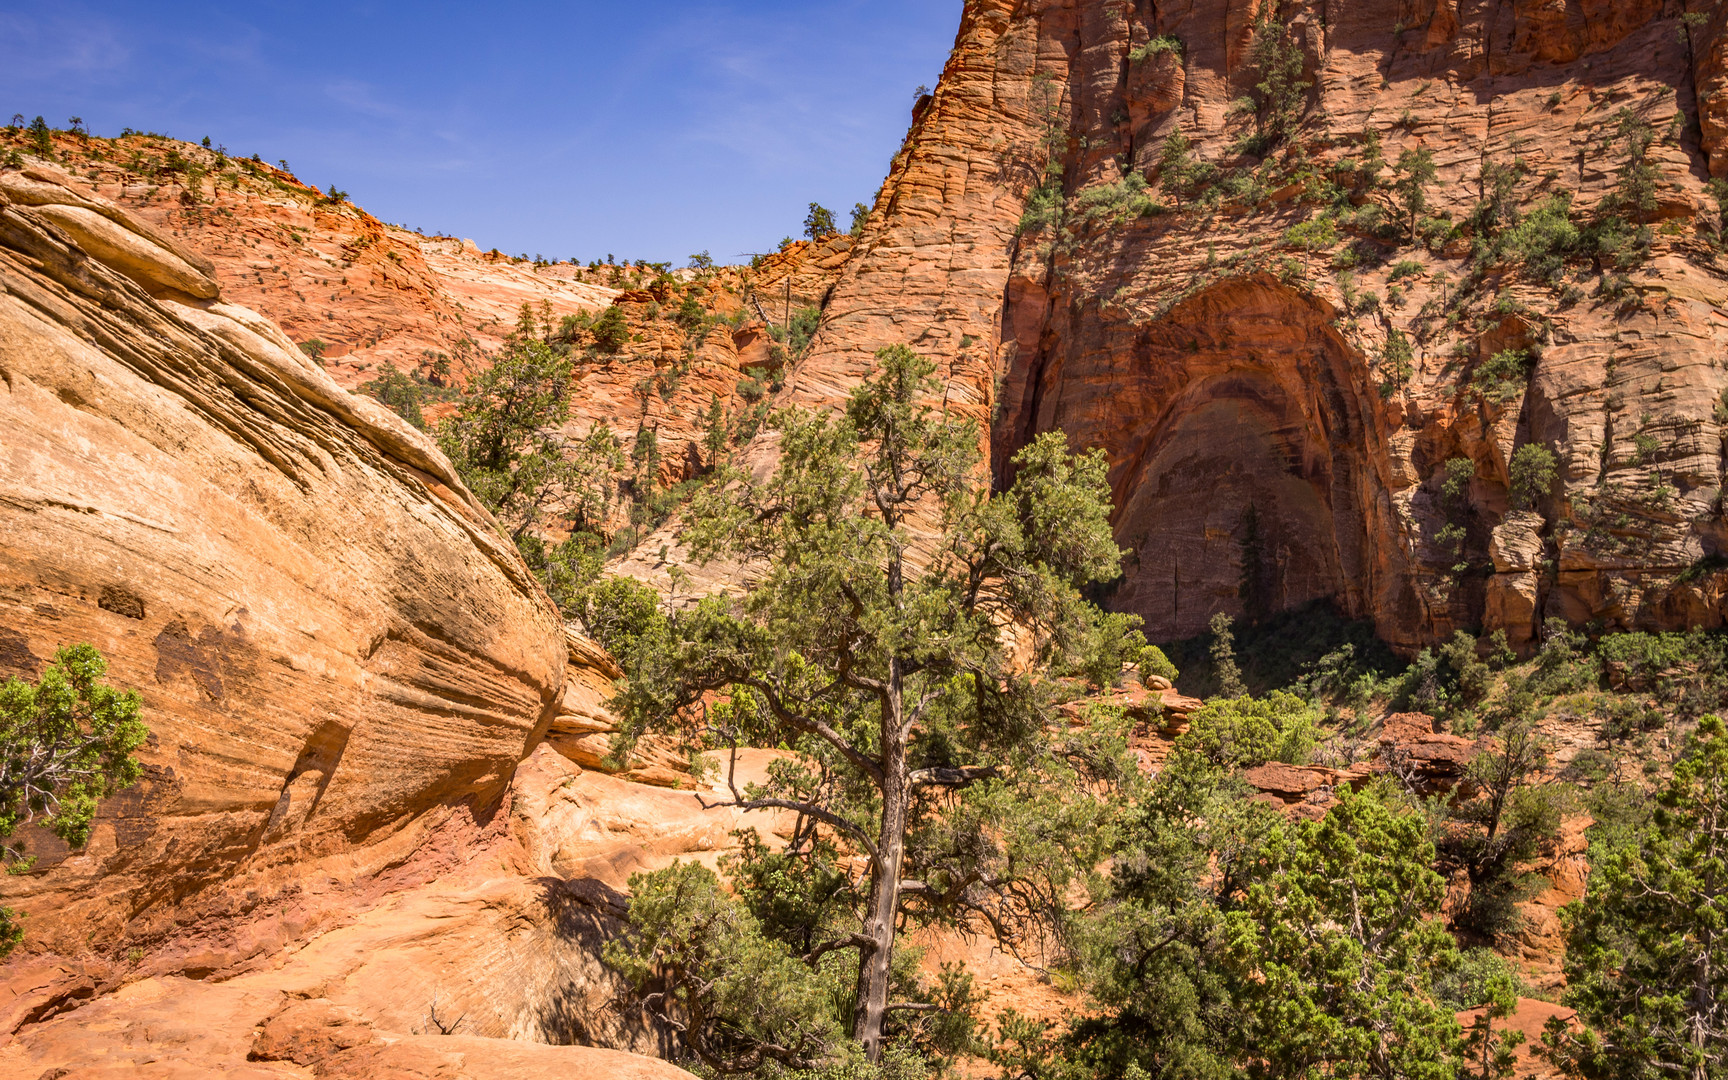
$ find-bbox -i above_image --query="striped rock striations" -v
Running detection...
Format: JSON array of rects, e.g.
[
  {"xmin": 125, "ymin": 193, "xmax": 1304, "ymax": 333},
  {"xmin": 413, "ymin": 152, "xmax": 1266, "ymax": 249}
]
[
  {"xmin": 0, "ymin": 168, "xmax": 567, "ymax": 1023},
  {"xmin": 790, "ymin": 0, "xmax": 1728, "ymax": 651}
]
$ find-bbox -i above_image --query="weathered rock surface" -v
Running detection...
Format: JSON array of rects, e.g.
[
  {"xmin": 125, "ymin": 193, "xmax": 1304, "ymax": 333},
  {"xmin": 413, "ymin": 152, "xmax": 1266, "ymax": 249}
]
[
  {"xmin": 778, "ymin": 0, "xmax": 1728, "ymax": 652},
  {"xmin": 545, "ymin": 628, "xmax": 698, "ymax": 788},
  {"xmin": 0, "ymin": 724, "xmax": 783, "ymax": 1073},
  {"xmin": 0, "ymin": 150, "xmax": 618, "ymax": 385},
  {"xmin": 0, "ymin": 170, "xmax": 566, "ymax": 1022}
]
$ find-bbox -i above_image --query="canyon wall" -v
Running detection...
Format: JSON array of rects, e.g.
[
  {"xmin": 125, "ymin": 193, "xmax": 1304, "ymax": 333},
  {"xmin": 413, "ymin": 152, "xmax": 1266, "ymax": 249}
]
[
  {"xmin": 797, "ymin": 0, "xmax": 1728, "ymax": 652},
  {"xmin": 0, "ymin": 168, "xmax": 567, "ymax": 1023}
]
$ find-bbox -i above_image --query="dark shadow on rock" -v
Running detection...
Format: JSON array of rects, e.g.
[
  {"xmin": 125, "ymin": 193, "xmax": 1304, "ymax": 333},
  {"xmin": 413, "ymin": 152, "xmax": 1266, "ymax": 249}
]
[{"xmin": 533, "ymin": 876, "xmax": 673, "ymax": 1059}]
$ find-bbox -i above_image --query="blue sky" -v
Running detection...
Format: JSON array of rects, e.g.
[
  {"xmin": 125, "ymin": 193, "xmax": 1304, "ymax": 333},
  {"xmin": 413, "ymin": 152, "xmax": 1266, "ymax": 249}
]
[{"xmin": 0, "ymin": 1, "xmax": 959, "ymax": 263}]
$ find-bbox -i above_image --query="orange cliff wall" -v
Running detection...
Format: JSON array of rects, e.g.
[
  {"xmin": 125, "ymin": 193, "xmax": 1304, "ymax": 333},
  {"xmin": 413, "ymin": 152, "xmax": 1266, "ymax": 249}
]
[{"xmin": 789, "ymin": 0, "xmax": 1728, "ymax": 652}]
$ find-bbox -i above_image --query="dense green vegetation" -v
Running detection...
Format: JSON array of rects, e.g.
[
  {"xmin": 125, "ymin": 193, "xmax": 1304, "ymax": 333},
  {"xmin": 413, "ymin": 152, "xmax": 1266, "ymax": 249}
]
[
  {"xmin": 584, "ymin": 530, "xmax": 1728, "ymax": 1080},
  {"xmin": 605, "ymin": 346, "xmax": 1143, "ymax": 1065},
  {"xmin": 0, "ymin": 645, "xmax": 148, "ymax": 958}
]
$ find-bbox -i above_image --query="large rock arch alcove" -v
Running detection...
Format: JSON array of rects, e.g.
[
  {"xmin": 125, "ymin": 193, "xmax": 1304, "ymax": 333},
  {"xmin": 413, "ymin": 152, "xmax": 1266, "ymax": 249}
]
[{"xmin": 997, "ymin": 274, "xmax": 1417, "ymax": 643}]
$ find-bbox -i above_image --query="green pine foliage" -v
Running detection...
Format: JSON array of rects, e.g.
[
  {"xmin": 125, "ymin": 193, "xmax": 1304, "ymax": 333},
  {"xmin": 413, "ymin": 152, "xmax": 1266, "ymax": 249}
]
[
  {"xmin": 805, "ymin": 203, "xmax": 837, "ymax": 241},
  {"xmin": 0, "ymin": 645, "xmax": 148, "ymax": 958},
  {"xmin": 1226, "ymin": 785, "xmax": 1463, "ymax": 1078},
  {"xmin": 1509, "ymin": 445, "xmax": 1559, "ymax": 511},
  {"xmin": 432, "ymin": 306, "xmax": 626, "ymax": 609},
  {"xmin": 591, "ymin": 304, "xmax": 630, "ymax": 353},
  {"xmin": 607, "ymin": 344, "xmax": 1143, "ymax": 1064},
  {"xmin": 603, "ymin": 861, "xmax": 844, "ymax": 1072},
  {"xmin": 1547, "ymin": 716, "xmax": 1728, "ymax": 1077}
]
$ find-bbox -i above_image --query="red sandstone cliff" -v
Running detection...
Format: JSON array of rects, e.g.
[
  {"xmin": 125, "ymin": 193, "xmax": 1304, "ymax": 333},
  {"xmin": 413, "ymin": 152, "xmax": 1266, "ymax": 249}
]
[{"xmin": 789, "ymin": 0, "xmax": 1728, "ymax": 653}]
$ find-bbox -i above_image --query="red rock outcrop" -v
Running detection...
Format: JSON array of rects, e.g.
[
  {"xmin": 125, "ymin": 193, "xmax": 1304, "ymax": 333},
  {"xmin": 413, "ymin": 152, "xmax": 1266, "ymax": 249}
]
[
  {"xmin": 777, "ymin": 0, "xmax": 1728, "ymax": 653},
  {"xmin": 0, "ymin": 168, "xmax": 566, "ymax": 1022},
  {"xmin": 0, "ymin": 137, "xmax": 620, "ymax": 387}
]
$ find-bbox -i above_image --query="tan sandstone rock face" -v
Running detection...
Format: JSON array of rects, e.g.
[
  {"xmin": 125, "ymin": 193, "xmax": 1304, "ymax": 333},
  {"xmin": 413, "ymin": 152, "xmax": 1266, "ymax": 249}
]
[
  {"xmin": 0, "ymin": 152, "xmax": 619, "ymax": 387},
  {"xmin": 0, "ymin": 172, "xmax": 566, "ymax": 1021},
  {"xmin": 777, "ymin": 0, "xmax": 1728, "ymax": 651},
  {"xmin": 0, "ymin": 729, "xmax": 784, "ymax": 1074},
  {"xmin": 0, "ymin": 974, "xmax": 698, "ymax": 1080}
]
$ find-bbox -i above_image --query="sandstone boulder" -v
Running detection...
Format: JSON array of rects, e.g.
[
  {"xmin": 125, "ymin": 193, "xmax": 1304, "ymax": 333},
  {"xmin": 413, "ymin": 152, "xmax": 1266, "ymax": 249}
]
[{"xmin": 0, "ymin": 173, "xmax": 565, "ymax": 1019}]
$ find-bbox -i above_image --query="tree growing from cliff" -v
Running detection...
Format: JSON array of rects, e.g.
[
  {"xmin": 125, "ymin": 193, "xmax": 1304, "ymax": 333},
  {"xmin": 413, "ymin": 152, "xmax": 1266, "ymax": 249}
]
[
  {"xmin": 1509, "ymin": 444, "xmax": 1558, "ymax": 512},
  {"xmin": 804, "ymin": 202, "xmax": 837, "ymax": 241},
  {"xmin": 1544, "ymin": 715, "xmax": 1728, "ymax": 1080},
  {"xmin": 435, "ymin": 306, "xmax": 625, "ymax": 611},
  {"xmin": 27, "ymin": 116, "xmax": 51, "ymax": 156},
  {"xmin": 0, "ymin": 644, "xmax": 149, "ymax": 958},
  {"xmin": 590, "ymin": 304, "xmax": 630, "ymax": 353},
  {"xmin": 1242, "ymin": 12, "xmax": 1310, "ymax": 155},
  {"xmin": 438, "ymin": 317, "xmax": 619, "ymax": 542},
  {"xmin": 610, "ymin": 344, "xmax": 1142, "ymax": 1064},
  {"xmin": 1395, "ymin": 148, "xmax": 1437, "ymax": 242}
]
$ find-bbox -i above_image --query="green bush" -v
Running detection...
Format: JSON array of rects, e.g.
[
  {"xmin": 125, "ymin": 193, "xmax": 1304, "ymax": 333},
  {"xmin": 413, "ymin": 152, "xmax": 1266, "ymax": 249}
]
[
  {"xmin": 604, "ymin": 861, "xmax": 841, "ymax": 1072},
  {"xmin": 1285, "ymin": 215, "xmax": 1338, "ymax": 252},
  {"xmin": 1139, "ymin": 645, "xmax": 1179, "ymax": 683},
  {"xmin": 1387, "ymin": 259, "xmax": 1424, "ymax": 283},
  {"xmin": 1180, "ymin": 690, "xmax": 1319, "ymax": 769},
  {"xmin": 1378, "ymin": 329, "xmax": 1414, "ymax": 392},
  {"xmin": 358, "ymin": 366, "xmax": 457, "ymax": 431},
  {"xmin": 27, "ymin": 116, "xmax": 51, "ymax": 156},
  {"xmin": 674, "ymin": 294, "xmax": 705, "ymax": 331},
  {"xmin": 1433, "ymin": 947, "xmax": 1531, "ymax": 1011},
  {"xmin": 787, "ymin": 306, "xmax": 821, "ymax": 356},
  {"xmin": 1017, "ymin": 181, "xmax": 1065, "ymax": 235},
  {"xmin": 1472, "ymin": 348, "xmax": 1534, "ymax": 405},
  {"xmin": 1505, "ymin": 193, "xmax": 1580, "ymax": 283},
  {"xmin": 591, "ymin": 305, "xmax": 629, "ymax": 353},
  {"xmin": 1, "ymin": 644, "xmax": 149, "ymax": 958},
  {"xmin": 1129, "ymin": 35, "xmax": 1184, "ymax": 63},
  {"xmin": 1074, "ymin": 172, "xmax": 1162, "ymax": 228},
  {"xmin": 737, "ymin": 366, "xmax": 770, "ymax": 401},
  {"xmin": 803, "ymin": 202, "xmax": 837, "ymax": 240},
  {"xmin": 1509, "ymin": 444, "xmax": 1558, "ymax": 511}
]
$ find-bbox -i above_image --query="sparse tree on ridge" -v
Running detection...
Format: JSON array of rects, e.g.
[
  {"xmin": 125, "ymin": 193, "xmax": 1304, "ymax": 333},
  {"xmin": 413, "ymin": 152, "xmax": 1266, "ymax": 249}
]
[{"xmin": 804, "ymin": 202, "xmax": 837, "ymax": 241}]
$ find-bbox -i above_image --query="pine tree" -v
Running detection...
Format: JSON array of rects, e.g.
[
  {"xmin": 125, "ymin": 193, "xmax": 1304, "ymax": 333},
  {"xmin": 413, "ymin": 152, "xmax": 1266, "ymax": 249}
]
[
  {"xmin": 1, "ymin": 645, "xmax": 149, "ymax": 957},
  {"xmin": 804, "ymin": 202, "xmax": 837, "ymax": 240},
  {"xmin": 1547, "ymin": 716, "xmax": 1728, "ymax": 1079},
  {"xmin": 1210, "ymin": 612, "xmax": 1247, "ymax": 699},
  {"xmin": 612, "ymin": 344, "xmax": 1141, "ymax": 1062}
]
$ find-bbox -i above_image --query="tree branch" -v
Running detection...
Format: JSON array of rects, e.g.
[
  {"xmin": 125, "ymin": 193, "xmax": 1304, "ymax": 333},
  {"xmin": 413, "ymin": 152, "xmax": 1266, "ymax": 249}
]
[
  {"xmin": 747, "ymin": 677, "xmax": 884, "ymax": 786},
  {"xmin": 909, "ymin": 766, "xmax": 999, "ymax": 790}
]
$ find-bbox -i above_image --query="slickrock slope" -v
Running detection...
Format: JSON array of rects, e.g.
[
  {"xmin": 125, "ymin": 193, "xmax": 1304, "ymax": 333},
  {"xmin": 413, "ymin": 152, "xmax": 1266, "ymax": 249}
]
[
  {"xmin": 0, "ymin": 167, "xmax": 567, "ymax": 1025},
  {"xmin": 792, "ymin": 0, "xmax": 1728, "ymax": 652},
  {"xmin": 0, "ymin": 737, "xmax": 741, "ymax": 1077},
  {"xmin": 0, "ymin": 134, "xmax": 866, "ymax": 534}
]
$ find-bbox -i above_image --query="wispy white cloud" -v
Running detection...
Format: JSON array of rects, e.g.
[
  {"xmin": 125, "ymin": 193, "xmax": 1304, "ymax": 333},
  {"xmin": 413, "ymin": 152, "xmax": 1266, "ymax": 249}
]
[{"xmin": 0, "ymin": 10, "xmax": 129, "ymax": 81}]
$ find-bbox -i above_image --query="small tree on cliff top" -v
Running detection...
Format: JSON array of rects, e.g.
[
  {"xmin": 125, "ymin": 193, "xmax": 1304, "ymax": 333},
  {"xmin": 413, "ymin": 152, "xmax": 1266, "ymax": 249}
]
[{"xmin": 611, "ymin": 344, "xmax": 1143, "ymax": 1062}]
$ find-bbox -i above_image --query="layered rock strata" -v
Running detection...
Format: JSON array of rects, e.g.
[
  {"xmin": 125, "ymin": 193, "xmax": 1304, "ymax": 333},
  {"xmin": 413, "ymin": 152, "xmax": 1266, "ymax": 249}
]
[
  {"xmin": 0, "ymin": 168, "xmax": 566, "ymax": 1019},
  {"xmin": 784, "ymin": 0, "xmax": 1728, "ymax": 651}
]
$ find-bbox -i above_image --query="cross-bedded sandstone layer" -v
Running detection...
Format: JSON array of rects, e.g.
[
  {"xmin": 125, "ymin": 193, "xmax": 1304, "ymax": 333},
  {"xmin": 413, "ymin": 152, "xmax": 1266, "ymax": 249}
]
[{"xmin": 0, "ymin": 167, "xmax": 567, "ymax": 1023}]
